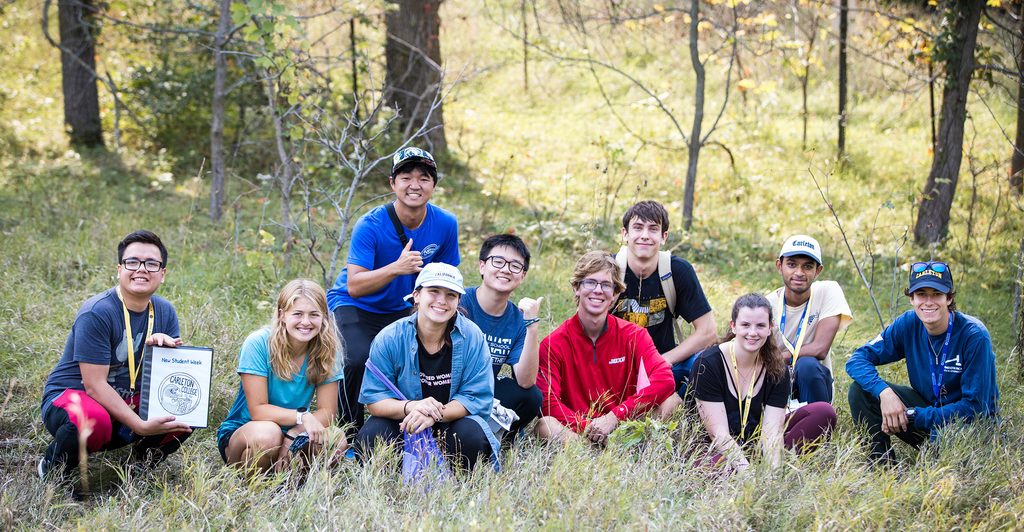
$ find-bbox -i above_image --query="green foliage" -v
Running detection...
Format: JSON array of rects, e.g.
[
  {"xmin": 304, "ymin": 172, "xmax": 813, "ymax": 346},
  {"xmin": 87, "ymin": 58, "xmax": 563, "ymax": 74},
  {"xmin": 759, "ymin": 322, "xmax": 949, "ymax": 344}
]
[{"xmin": 2, "ymin": 0, "xmax": 1024, "ymax": 528}]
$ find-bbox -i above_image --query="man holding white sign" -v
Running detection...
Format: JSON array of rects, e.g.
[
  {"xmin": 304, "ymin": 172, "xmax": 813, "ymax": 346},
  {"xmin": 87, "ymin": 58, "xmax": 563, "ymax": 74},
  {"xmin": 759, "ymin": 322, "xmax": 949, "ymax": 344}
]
[{"xmin": 38, "ymin": 230, "xmax": 192, "ymax": 481}]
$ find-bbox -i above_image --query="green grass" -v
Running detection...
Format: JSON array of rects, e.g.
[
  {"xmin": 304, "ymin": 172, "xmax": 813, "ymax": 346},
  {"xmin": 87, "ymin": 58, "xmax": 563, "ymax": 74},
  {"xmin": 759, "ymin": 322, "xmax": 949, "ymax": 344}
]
[{"xmin": 2, "ymin": 0, "xmax": 1024, "ymax": 528}]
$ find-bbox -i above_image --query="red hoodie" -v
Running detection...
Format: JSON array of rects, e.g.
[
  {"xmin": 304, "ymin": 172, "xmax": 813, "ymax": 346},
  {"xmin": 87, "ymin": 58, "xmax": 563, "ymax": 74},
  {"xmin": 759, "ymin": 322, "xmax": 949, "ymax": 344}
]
[{"xmin": 538, "ymin": 314, "xmax": 675, "ymax": 432}]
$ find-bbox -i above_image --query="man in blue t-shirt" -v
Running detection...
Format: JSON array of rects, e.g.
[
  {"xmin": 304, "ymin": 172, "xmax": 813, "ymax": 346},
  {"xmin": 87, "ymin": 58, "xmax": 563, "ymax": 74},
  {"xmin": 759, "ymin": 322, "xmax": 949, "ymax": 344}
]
[
  {"xmin": 846, "ymin": 260, "xmax": 999, "ymax": 463},
  {"xmin": 461, "ymin": 234, "xmax": 543, "ymax": 443},
  {"xmin": 327, "ymin": 147, "xmax": 460, "ymax": 436},
  {"xmin": 39, "ymin": 230, "xmax": 192, "ymax": 481}
]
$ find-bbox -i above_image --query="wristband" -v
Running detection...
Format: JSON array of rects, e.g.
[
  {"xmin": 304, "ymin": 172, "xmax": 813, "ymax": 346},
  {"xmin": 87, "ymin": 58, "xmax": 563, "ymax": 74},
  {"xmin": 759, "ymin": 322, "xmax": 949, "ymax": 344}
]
[
  {"xmin": 403, "ymin": 400, "xmax": 411, "ymax": 415},
  {"xmin": 523, "ymin": 318, "xmax": 541, "ymax": 328},
  {"xmin": 296, "ymin": 407, "xmax": 307, "ymax": 426}
]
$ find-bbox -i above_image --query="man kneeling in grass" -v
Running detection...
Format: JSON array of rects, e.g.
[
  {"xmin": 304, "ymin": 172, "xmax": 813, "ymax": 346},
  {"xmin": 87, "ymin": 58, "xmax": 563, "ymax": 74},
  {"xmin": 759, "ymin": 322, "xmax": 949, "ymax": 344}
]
[
  {"xmin": 535, "ymin": 251, "xmax": 679, "ymax": 445},
  {"xmin": 38, "ymin": 230, "xmax": 192, "ymax": 481},
  {"xmin": 845, "ymin": 260, "xmax": 1000, "ymax": 464}
]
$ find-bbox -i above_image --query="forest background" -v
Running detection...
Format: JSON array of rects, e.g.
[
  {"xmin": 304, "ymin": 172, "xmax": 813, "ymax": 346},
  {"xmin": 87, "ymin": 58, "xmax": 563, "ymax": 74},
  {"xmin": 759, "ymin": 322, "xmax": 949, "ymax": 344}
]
[{"xmin": 1, "ymin": 0, "xmax": 1024, "ymax": 528}]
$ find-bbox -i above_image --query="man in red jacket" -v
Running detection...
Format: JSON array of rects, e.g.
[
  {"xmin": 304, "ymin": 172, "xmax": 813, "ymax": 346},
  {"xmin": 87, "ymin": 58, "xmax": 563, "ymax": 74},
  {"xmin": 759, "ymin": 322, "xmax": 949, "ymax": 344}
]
[{"xmin": 535, "ymin": 251, "xmax": 679, "ymax": 445}]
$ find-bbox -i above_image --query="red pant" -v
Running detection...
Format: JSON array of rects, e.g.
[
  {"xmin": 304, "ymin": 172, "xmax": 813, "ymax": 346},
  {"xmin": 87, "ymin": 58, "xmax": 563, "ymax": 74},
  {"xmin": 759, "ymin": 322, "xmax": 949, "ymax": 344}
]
[{"xmin": 43, "ymin": 389, "xmax": 189, "ymax": 468}]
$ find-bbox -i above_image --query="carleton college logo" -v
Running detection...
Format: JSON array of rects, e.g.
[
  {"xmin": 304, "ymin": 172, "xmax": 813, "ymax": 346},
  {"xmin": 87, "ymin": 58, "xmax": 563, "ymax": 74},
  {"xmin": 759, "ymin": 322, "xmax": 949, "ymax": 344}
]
[{"xmin": 159, "ymin": 372, "xmax": 202, "ymax": 415}]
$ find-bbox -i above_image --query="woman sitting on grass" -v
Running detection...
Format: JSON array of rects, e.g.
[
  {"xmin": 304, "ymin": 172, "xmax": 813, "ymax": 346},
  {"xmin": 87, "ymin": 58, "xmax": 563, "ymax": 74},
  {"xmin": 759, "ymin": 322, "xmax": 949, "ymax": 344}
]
[
  {"xmin": 354, "ymin": 263, "xmax": 500, "ymax": 472},
  {"xmin": 217, "ymin": 279, "xmax": 344, "ymax": 471},
  {"xmin": 692, "ymin": 293, "xmax": 835, "ymax": 473}
]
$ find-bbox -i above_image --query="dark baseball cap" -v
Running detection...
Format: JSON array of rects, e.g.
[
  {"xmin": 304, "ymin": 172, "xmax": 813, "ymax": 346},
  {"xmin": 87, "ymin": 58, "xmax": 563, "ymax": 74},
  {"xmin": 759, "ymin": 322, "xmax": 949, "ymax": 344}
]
[
  {"xmin": 391, "ymin": 147, "xmax": 437, "ymax": 180},
  {"xmin": 908, "ymin": 261, "xmax": 954, "ymax": 294}
]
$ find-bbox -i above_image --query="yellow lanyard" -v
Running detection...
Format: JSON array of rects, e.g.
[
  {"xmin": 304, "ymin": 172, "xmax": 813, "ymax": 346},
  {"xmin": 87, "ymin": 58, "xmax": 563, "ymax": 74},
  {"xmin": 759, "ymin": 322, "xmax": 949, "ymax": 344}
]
[
  {"xmin": 779, "ymin": 288, "xmax": 813, "ymax": 369},
  {"xmin": 116, "ymin": 287, "xmax": 154, "ymax": 392},
  {"xmin": 724, "ymin": 341, "xmax": 758, "ymax": 441}
]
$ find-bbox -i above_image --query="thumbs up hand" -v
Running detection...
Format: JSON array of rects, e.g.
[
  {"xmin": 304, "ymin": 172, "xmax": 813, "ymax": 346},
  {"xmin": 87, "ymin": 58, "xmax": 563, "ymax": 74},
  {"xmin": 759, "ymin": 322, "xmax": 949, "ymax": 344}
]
[
  {"xmin": 518, "ymin": 296, "xmax": 543, "ymax": 320},
  {"xmin": 391, "ymin": 239, "xmax": 424, "ymax": 275}
]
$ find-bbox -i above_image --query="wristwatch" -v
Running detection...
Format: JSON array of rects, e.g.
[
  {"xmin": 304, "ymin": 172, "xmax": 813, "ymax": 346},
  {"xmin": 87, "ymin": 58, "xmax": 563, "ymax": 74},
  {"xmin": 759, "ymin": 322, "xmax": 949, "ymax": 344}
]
[
  {"xmin": 296, "ymin": 407, "xmax": 308, "ymax": 426},
  {"xmin": 905, "ymin": 407, "xmax": 916, "ymax": 426}
]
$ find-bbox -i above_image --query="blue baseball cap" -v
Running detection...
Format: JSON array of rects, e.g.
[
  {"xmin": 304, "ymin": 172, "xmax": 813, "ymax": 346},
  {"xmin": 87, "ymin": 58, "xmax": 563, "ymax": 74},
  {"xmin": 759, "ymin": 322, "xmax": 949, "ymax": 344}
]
[
  {"xmin": 908, "ymin": 261, "xmax": 954, "ymax": 294},
  {"xmin": 391, "ymin": 147, "xmax": 437, "ymax": 180}
]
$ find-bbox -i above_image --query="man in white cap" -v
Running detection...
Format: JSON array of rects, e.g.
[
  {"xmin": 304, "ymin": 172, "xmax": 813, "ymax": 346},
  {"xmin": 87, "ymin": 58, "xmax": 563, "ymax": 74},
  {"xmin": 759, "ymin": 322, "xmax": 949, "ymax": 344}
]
[
  {"xmin": 765, "ymin": 235, "xmax": 853, "ymax": 405},
  {"xmin": 326, "ymin": 147, "xmax": 461, "ymax": 437}
]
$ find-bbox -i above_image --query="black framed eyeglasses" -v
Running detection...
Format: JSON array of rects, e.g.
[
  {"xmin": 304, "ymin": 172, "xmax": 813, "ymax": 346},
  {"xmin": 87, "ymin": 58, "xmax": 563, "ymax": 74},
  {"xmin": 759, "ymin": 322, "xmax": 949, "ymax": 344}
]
[
  {"xmin": 485, "ymin": 255, "xmax": 526, "ymax": 274},
  {"xmin": 580, "ymin": 279, "xmax": 615, "ymax": 293},
  {"xmin": 121, "ymin": 258, "xmax": 164, "ymax": 272}
]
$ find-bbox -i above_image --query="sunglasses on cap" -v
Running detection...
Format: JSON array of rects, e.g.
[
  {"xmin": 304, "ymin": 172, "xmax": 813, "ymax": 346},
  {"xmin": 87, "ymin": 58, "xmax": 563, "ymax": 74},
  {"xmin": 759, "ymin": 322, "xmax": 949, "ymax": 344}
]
[{"xmin": 912, "ymin": 261, "xmax": 948, "ymax": 274}]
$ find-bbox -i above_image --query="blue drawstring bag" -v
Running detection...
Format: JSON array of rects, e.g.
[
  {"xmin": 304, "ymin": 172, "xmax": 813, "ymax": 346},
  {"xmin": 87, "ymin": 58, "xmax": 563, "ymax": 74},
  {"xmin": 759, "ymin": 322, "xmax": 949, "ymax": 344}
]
[{"xmin": 365, "ymin": 360, "xmax": 450, "ymax": 485}]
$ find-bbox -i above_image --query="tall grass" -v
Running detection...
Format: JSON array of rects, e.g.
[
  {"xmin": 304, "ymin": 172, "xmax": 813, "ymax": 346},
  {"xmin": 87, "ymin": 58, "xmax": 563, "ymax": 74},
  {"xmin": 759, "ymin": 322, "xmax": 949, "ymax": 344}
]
[{"xmin": 2, "ymin": 1, "xmax": 1024, "ymax": 529}]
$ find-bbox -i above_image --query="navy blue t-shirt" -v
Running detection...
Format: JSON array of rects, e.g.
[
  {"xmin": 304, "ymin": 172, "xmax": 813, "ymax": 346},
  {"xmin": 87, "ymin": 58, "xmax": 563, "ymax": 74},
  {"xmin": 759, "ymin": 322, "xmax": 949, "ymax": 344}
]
[
  {"xmin": 326, "ymin": 203, "xmax": 460, "ymax": 313},
  {"xmin": 461, "ymin": 287, "xmax": 527, "ymax": 377},
  {"xmin": 41, "ymin": 288, "xmax": 180, "ymax": 411}
]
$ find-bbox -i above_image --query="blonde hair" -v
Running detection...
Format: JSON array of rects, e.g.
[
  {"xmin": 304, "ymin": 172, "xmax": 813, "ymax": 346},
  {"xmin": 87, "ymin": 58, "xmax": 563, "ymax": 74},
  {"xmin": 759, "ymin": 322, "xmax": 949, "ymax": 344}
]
[
  {"xmin": 569, "ymin": 251, "xmax": 625, "ymax": 306},
  {"xmin": 269, "ymin": 279, "xmax": 339, "ymax": 385}
]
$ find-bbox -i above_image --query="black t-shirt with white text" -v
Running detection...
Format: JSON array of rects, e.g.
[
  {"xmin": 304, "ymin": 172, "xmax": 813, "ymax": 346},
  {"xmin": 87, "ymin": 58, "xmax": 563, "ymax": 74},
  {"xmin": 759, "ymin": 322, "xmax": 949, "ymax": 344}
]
[{"xmin": 417, "ymin": 337, "xmax": 453, "ymax": 404}]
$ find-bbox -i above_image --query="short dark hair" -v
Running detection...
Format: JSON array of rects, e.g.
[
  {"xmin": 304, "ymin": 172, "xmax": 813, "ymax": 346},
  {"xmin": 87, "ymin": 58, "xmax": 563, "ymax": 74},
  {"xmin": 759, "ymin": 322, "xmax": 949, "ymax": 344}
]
[
  {"xmin": 622, "ymin": 200, "xmax": 670, "ymax": 232},
  {"xmin": 390, "ymin": 162, "xmax": 438, "ymax": 184},
  {"xmin": 117, "ymin": 230, "xmax": 168, "ymax": 266},
  {"xmin": 479, "ymin": 234, "xmax": 531, "ymax": 271}
]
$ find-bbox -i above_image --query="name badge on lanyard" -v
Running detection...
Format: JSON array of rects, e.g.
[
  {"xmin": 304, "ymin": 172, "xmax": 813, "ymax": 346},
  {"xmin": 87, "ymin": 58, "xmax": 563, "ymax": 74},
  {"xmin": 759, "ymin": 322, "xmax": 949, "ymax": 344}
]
[
  {"xmin": 779, "ymin": 288, "xmax": 812, "ymax": 368},
  {"xmin": 116, "ymin": 287, "xmax": 154, "ymax": 407},
  {"xmin": 926, "ymin": 313, "xmax": 954, "ymax": 406}
]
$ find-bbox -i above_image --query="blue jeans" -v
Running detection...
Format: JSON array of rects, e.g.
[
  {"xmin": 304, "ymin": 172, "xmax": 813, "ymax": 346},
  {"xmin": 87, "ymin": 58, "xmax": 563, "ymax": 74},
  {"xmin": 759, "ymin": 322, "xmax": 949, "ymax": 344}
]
[
  {"xmin": 793, "ymin": 357, "xmax": 833, "ymax": 403},
  {"xmin": 672, "ymin": 356, "xmax": 698, "ymax": 399}
]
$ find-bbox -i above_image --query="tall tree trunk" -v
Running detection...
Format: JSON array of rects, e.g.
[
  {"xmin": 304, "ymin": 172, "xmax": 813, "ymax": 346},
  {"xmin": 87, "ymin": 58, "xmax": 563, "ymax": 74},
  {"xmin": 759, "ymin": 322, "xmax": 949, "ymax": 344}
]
[
  {"xmin": 837, "ymin": 0, "xmax": 847, "ymax": 156},
  {"xmin": 913, "ymin": 1, "xmax": 983, "ymax": 246},
  {"xmin": 682, "ymin": 0, "xmax": 704, "ymax": 231},
  {"xmin": 1011, "ymin": 0, "xmax": 1024, "ymax": 195},
  {"xmin": 384, "ymin": 0, "xmax": 447, "ymax": 153},
  {"xmin": 209, "ymin": 0, "xmax": 231, "ymax": 222},
  {"xmin": 264, "ymin": 74, "xmax": 294, "ymax": 274},
  {"xmin": 800, "ymin": 17, "xmax": 818, "ymax": 152},
  {"xmin": 58, "ymin": 0, "xmax": 102, "ymax": 148}
]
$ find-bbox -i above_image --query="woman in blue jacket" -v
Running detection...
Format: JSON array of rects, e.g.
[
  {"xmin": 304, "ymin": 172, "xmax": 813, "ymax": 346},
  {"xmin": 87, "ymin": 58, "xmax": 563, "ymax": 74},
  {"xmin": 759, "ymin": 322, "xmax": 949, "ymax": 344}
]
[{"xmin": 354, "ymin": 262, "xmax": 499, "ymax": 471}]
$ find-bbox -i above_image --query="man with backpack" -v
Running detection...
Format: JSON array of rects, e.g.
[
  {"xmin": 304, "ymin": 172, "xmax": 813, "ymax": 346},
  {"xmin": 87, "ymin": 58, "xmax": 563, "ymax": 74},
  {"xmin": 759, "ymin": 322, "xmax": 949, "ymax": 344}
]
[{"xmin": 612, "ymin": 201, "xmax": 716, "ymax": 399}]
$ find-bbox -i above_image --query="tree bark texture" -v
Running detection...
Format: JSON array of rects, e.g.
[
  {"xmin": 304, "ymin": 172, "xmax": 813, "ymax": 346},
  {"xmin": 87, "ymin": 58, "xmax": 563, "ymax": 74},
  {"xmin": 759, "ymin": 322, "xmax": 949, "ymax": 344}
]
[
  {"xmin": 1011, "ymin": 0, "xmax": 1024, "ymax": 195},
  {"xmin": 209, "ymin": 0, "xmax": 231, "ymax": 222},
  {"xmin": 913, "ymin": 1, "xmax": 983, "ymax": 246},
  {"xmin": 385, "ymin": 0, "xmax": 447, "ymax": 154},
  {"xmin": 58, "ymin": 0, "xmax": 103, "ymax": 148},
  {"xmin": 683, "ymin": 0, "xmax": 703, "ymax": 231},
  {"xmin": 838, "ymin": 0, "xmax": 847, "ymax": 156}
]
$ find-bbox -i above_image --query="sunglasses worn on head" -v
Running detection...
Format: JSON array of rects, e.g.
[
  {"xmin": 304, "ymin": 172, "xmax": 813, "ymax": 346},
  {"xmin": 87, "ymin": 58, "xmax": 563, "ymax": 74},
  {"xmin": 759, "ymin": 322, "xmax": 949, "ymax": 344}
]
[{"xmin": 912, "ymin": 261, "xmax": 948, "ymax": 274}]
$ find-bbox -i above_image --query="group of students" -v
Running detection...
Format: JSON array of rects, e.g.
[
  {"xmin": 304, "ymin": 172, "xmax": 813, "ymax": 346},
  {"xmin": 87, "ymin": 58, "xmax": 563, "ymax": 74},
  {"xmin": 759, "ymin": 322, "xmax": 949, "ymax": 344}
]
[{"xmin": 37, "ymin": 147, "xmax": 1002, "ymax": 483}]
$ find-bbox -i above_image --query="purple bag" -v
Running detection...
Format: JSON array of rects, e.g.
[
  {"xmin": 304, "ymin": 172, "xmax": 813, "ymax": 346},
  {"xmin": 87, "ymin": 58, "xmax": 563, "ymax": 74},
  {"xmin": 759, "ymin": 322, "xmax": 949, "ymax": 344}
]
[{"xmin": 365, "ymin": 360, "xmax": 450, "ymax": 485}]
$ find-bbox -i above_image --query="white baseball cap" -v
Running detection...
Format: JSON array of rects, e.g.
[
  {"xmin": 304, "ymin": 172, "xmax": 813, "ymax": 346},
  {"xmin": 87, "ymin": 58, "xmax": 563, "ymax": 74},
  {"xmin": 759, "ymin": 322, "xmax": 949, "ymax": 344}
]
[
  {"xmin": 779, "ymin": 234, "xmax": 822, "ymax": 265},
  {"xmin": 405, "ymin": 262, "xmax": 465, "ymax": 302}
]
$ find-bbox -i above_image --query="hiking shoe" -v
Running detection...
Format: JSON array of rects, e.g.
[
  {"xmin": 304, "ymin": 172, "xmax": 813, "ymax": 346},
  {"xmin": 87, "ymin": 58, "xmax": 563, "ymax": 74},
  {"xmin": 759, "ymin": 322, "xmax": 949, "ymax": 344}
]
[{"xmin": 37, "ymin": 457, "xmax": 48, "ymax": 479}]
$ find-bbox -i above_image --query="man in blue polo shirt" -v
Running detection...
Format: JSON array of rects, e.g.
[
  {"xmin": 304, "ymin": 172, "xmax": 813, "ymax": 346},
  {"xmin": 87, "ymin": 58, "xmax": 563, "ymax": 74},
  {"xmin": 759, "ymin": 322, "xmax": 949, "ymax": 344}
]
[
  {"xmin": 846, "ymin": 260, "xmax": 999, "ymax": 463},
  {"xmin": 327, "ymin": 147, "xmax": 460, "ymax": 436}
]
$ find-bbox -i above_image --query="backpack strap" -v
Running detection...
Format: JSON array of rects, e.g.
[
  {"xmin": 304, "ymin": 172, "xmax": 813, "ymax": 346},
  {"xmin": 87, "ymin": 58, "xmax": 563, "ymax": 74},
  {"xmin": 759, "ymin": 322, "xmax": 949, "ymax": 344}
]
[
  {"xmin": 657, "ymin": 251, "xmax": 683, "ymax": 342},
  {"xmin": 384, "ymin": 203, "xmax": 409, "ymax": 247},
  {"xmin": 615, "ymin": 246, "xmax": 629, "ymax": 282}
]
